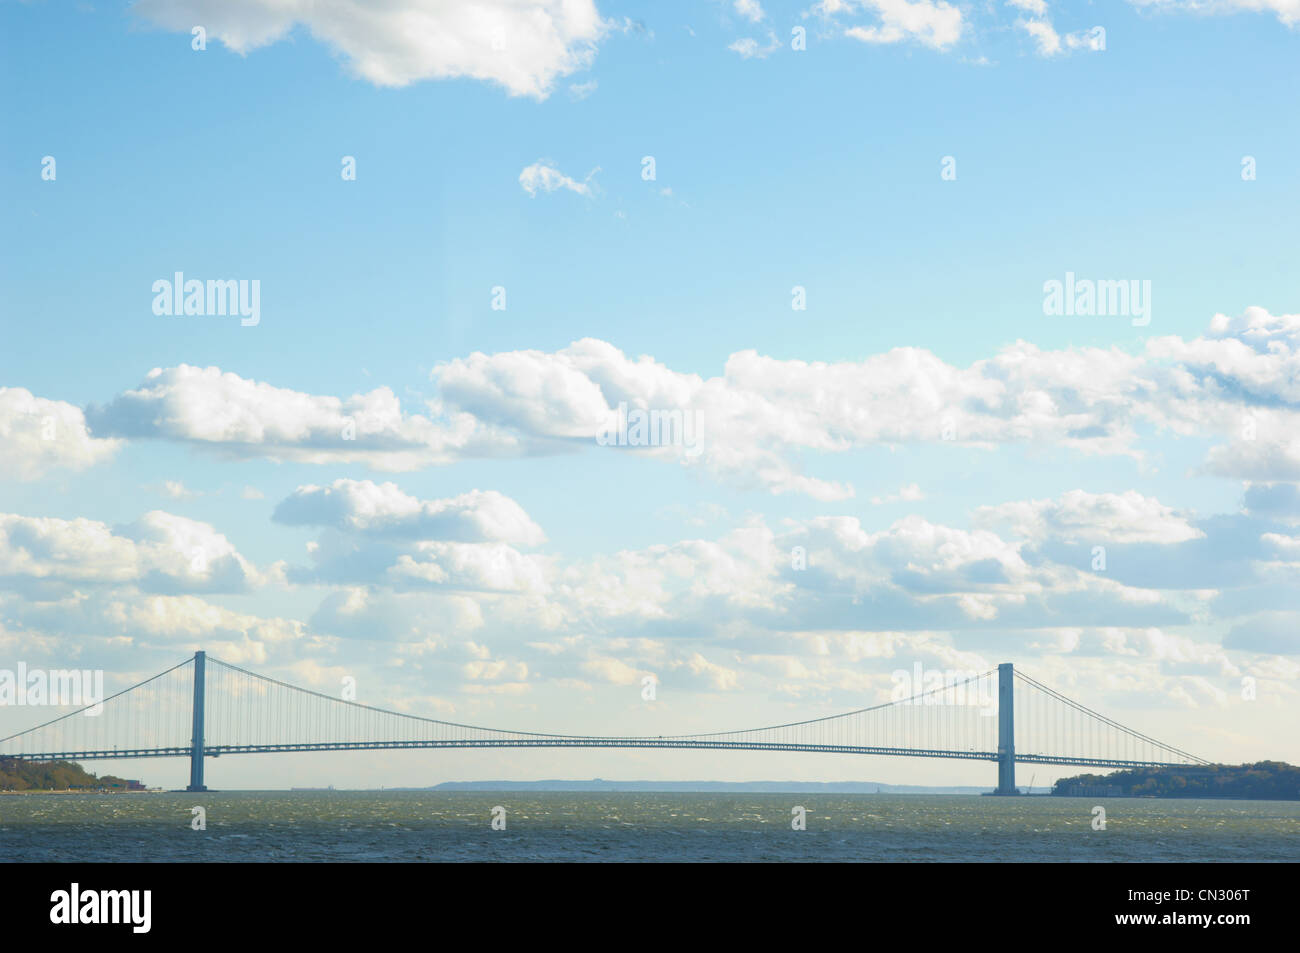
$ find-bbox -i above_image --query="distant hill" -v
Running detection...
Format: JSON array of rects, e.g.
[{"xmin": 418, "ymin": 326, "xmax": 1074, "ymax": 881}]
[
  {"xmin": 1052, "ymin": 761, "xmax": 1300, "ymax": 800},
  {"xmin": 0, "ymin": 757, "xmax": 141, "ymax": 792},
  {"xmin": 418, "ymin": 780, "xmax": 1049, "ymax": 795}
]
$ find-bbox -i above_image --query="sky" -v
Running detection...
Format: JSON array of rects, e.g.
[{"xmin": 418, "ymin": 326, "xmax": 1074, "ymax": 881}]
[{"xmin": 1, "ymin": 0, "xmax": 1298, "ymax": 790}]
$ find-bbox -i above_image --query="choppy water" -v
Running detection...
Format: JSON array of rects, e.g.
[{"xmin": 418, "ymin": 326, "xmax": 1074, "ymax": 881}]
[{"xmin": 3, "ymin": 792, "xmax": 1297, "ymax": 862}]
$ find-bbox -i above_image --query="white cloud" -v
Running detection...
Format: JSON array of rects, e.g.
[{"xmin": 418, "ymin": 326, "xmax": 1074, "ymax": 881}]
[
  {"xmin": 1065, "ymin": 26, "xmax": 1106, "ymax": 50},
  {"xmin": 274, "ymin": 480, "xmax": 545, "ymax": 546},
  {"xmin": 1018, "ymin": 17, "xmax": 1062, "ymax": 55},
  {"xmin": 834, "ymin": 0, "xmax": 965, "ymax": 50},
  {"xmin": 435, "ymin": 342, "xmax": 621, "ymax": 437},
  {"xmin": 110, "ymin": 593, "xmax": 305, "ymax": 648},
  {"xmin": 871, "ymin": 483, "xmax": 925, "ymax": 504},
  {"xmin": 729, "ymin": 32, "xmax": 782, "ymax": 57},
  {"xmin": 0, "ymin": 387, "xmax": 120, "ymax": 480},
  {"xmin": 1127, "ymin": 0, "xmax": 1300, "ymax": 28},
  {"xmin": 131, "ymin": 0, "xmax": 609, "ymax": 99},
  {"xmin": 0, "ymin": 510, "xmax": 269, "ymax": 594},
  {"xmin": 1149, "ymin": 308, "xmax": 1300, "ymax": 480},
  {"xmin": 519, "ymin": 160, "xmax": 598, "ymax": 197},
  {"xmin": 974, "ymin": 491, "xmax": 1204, "ymax": 544},
  {"xmin": 1149, "ymin": 306, "xmax": 1300, "ymax": 404},
  {"xmin": 430, "ymin": 307, "xmax": 1300, "ymax": 496},
  {"xmin": 1, "ymin": 491, "xmax": 1286, "ymax": 727},
  {"xmin": 680, "ymin": 652, "xmax": 741, "ymax": 690},
  {"xmin": 389, "ymin": 542, "xmax": 549, "ymax": 593},
  {"xmin": 161, "ymin": 480, "xmax": 199, "ymax": 500},
  {"xmin": 463, "ymin": 658, "xmax": 528, "ymax": 681},
  {"xmin": 1008, "ymin": 0, "xmax": 1105, "ymax": 57},
  {"xmin": 311, "ymin": 588, "xmax": 486, "ymax": 643},
  {"xmin": 288, "ymin": 525, "xmax": 550, "ymax": 595},
  {"xmin": 582, "ymin": 655, "xmax": 644, "ymax": 685},
  {"xmin": 71, "ymin": 307, "xmax": 1300, "ymax": 503},
  {"xmin": 735, "ymin": 0, "xmax": 767, "ymax": 22},
  {"xmin": 1200, "ymin": 423, "xmax": 1300, "ymax": 481},
  {"xmin": 86, "ymin": 364, "xmax": 518, "ymax": 471}
]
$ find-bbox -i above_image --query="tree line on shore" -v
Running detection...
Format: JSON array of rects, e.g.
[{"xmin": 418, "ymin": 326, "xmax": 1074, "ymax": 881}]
[
  {"xmin": 0, "ymin": 757, "xmax": 136, "ymax": 791},
  {"xmin": 1052, "ymin": 761, "xmax": 1299, "ymax": 800}
]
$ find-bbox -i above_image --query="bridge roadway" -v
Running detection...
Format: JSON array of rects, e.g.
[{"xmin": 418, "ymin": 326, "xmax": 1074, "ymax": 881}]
[{"xmin": 2, "ymin": 737, "xmax": 1196, "ymax": 772}]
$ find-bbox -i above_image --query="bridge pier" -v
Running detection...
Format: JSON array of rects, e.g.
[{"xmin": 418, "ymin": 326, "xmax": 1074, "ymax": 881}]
[
  {"xmin": 994, "ymin": 662, "xmax": 1018, "ymax": 795},
  {"xmin": 186, "ymin": 650, "xmax": 207, "ymax": 792}
]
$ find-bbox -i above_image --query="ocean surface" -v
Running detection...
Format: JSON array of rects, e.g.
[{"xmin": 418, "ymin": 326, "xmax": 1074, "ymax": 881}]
[{"xmin": 3, "ymin": 791, "xmax": 1297, "ymax": 862}]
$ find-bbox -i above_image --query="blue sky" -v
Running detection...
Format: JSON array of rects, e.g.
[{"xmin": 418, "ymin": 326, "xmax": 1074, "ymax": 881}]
[{"xmin": 1, "ymin": 0, "xmax": 1298, "ymax": 789}]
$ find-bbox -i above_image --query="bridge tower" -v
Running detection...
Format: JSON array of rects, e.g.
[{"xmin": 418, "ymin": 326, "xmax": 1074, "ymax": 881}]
[
  {"xmin": 994, "ymin": 662, "xmax": 1018, "ymax": 795},
  {"xmin": 186, "ymin": 650, "xmax": 207, "ymax": 792}
]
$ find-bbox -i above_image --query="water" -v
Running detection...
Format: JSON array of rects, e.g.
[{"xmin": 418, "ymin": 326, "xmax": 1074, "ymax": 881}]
[{"xmin": 3, "ymin": 792, "xmax": 1297, "ymax": 862}]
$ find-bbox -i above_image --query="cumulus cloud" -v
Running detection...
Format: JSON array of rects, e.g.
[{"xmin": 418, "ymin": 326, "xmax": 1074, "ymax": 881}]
[
  {"xmin": 64, "ymin": 307, "xmax": 1300, "ymax": 501},
  {"xmin": 273, "ymin": 480, "xmax": 545, "ymax": 546},
  {"xmin": 1149, "ymin": 308, "xmax": 1300, "ymax": 480},
  {"xmin": 0, "ymin": 589, "xmax": 305, "ymax": 668},
  {"xmin": 491, "ymin": 510, "xmax": 1205, "ymax": 642},
  {"xmin": 1017, "ymin": 17, "xmax": 1062, "ymax": 55},
  {"xmin": 681, "ymin": 652, "xmax": 742, "ymax": 691},
  {"xmin": 311, "ymin": 587, "xmax": 486, "ymax": 643},
  {"xmin": 86, "ymin": 364, "xmax": 518, "ymax": 471},
  {"xmin": 3, "ymin": 493, "xmax": 1292, "ymax": 741},
  {"xmin": 974, "ymin": 491, "xmax": 1204, "ymax": 545},
  {"xmin": 825, "ymin": 0, "xmax": 965, "ymax": 50},
  {"xmin": 728, "ymin": 32, "xmax": 782, "ymax": 58},
  {"xmin": 581, "ymin": 655, "xmax": 645, "ymax": 685},
  {"xmin": 0, "ymin": 510, "xmax": 269, "ymax": 595},
  {"xmin": 0, "ymin": 388, "xmax": 120, "ymax": 480},
  {"xmin": 428, "ymin": 308, "xmax": 1300, "ymax": 496},
  {"xmin": 1200, "ymin": 423, "xmax": 1300, "ymax": 481},
  {"xmin": 434, "ymin": 338, "xmax": 857, "ymax": 499},
  {"xmin": 444, "ymin": 335, "xmax": 1145, "ymax": 478},
  {"xmin": 811, "ymin": 0, "xmax": 1296, "ymax": 62},
  {"xmin": 160, "ymin": 480, "xmax": 199, "ymax": 500},
  {"xmin": 1127, "ymin": 0, "xmax": 1300, "ymax": 29},
  {"xmin": 108, "ymin": 593, "xmax": 305, "ymax": 649},
  {"xmin": 1002, "ymin": 0, "xmax": 1106, "ymax": 56},
  {"xmin": 518, "ymin": 160, "xmax": 598, "ymax": 197},
  {"xmin": 1064, "ymin": 25, "xmax": 1106, "ymax": 50},
  {"xmin": 393, "ymin": 541, "xmax": 550, "ymax": 593},
  {"xmin": 271, "ymin": 480, "xmax": 551, "ymax": 597},
  {"xmin": 287, "ymin": 528, "xmax": 549, "ymax": 595},
  {"xmin": 1149, "ymin": 307, "xmax": 1300, "ymax": 404},
  {"xmin": 131, "ymin": 0, "xmax": 609, "ymax": 98}
]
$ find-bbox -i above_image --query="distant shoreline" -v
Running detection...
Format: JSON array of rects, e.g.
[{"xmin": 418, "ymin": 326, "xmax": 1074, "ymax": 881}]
[
  {"xmin": 5, "ymin": 786, "xmax": 1294, "ymax": 802},
  {"xmin": 403, "ymin": 780, "xmax": 1043, "ymax": 795},
  {"xmin": 0, "ymin": 788, "xmax": 166, "ymax": 795}
]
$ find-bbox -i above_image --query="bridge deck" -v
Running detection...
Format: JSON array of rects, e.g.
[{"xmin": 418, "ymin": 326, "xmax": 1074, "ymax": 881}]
[{"xmin": 3, "ymin": 738, "xmax": 1193, "ymax": 771}]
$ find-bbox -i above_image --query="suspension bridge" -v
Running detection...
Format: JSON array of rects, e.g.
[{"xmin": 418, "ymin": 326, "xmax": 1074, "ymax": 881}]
[{"xmin": 0, "ymin": 653, "xmax": 1209, "ymax": 793}]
